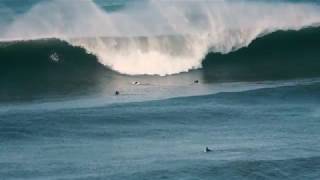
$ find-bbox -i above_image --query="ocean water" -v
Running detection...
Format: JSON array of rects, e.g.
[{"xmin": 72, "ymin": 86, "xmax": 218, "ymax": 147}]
[{"xmin": 1, "ymin": 0, "xmax": 320, "ymax": 179}]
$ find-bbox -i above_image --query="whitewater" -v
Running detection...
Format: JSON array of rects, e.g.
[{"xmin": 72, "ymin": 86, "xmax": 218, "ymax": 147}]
[{"xmin": 1, "ymin": 0, "xmax": 320, "ymax": 75}]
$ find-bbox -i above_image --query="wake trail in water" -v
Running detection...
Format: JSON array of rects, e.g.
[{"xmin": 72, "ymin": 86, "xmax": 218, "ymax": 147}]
[{"xmin": 1, "ymin": 0, "xmax": 320, "ymax": 75}]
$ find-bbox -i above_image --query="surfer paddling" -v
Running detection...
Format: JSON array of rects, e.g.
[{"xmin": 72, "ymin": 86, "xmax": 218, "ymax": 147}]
[
  {"xmin": 132, "ymin": 81, "xmax": 140, "ymax": 85},
  {"xmin": 204, "ymin": 147, "xmax": 212, "ymax": 153}
]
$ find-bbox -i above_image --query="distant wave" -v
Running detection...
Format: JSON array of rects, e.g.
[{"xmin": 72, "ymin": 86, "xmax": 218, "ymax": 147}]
[{"xmin": 1, "ymin": 0, "xmax": 320, "ymax": 75}]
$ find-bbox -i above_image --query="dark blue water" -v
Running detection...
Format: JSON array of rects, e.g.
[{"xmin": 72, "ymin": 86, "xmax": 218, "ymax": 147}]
[{"xmin": 1, "ymin": 83, "xmax": 320, "ymax": 179}]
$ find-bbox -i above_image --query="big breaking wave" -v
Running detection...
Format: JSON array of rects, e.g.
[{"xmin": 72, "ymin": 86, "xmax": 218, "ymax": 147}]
[{"xmin": 1, "ymin": 0, "xmax": 320, "ymax": 76}]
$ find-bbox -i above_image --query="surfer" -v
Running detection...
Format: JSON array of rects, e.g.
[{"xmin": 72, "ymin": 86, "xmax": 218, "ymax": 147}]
[
  {"xmin": 115, "ymin": 91, "xmax": 120, "ymax": 96},
  {"xmin": 204, "ymin": 147, "xmax": 212, "ymax": 153},
  {"xmin": 49, "ymin": 52, "xmax": 60, "ymax": 63},
  {"xmin": 132, "ymin": 81, "xmax": 140, "ymax": 85},
  {"xmin": 194, "ymin": 80, "xmax": 199, "ymax": 84}
]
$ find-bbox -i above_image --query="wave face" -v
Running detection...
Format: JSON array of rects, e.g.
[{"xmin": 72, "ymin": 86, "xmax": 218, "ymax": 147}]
[
  {"xmin": 0, "ymin": 39, "xmax": 107, "ymax": 101},
  {"xmin": 1, "ymin": 0, "xmax": 320, "ymax": 75},
  {"xmin": 202, "ymin": 27, "xmax": 320, "ymax": 82}
]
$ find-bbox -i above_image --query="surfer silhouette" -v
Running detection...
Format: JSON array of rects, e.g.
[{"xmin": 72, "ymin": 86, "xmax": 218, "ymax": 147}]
[
  {"xmin": 132, "ymin": 81, "xmax": 140, "ymax": 85},
  {"xmin": 204, "ymin": 147, "xmax": 212, "ymax": 152}
]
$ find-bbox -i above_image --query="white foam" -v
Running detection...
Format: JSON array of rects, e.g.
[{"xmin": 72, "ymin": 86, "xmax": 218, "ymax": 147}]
[{"xmin": 1, "ymin": 0, "xmax": 320, "ymax": 75}]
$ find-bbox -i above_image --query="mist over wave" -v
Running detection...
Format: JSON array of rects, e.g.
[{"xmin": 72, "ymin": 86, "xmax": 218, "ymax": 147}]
[{"xmin": 1, "ymin": 0, "xmax": 320, "ymax": 75}]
